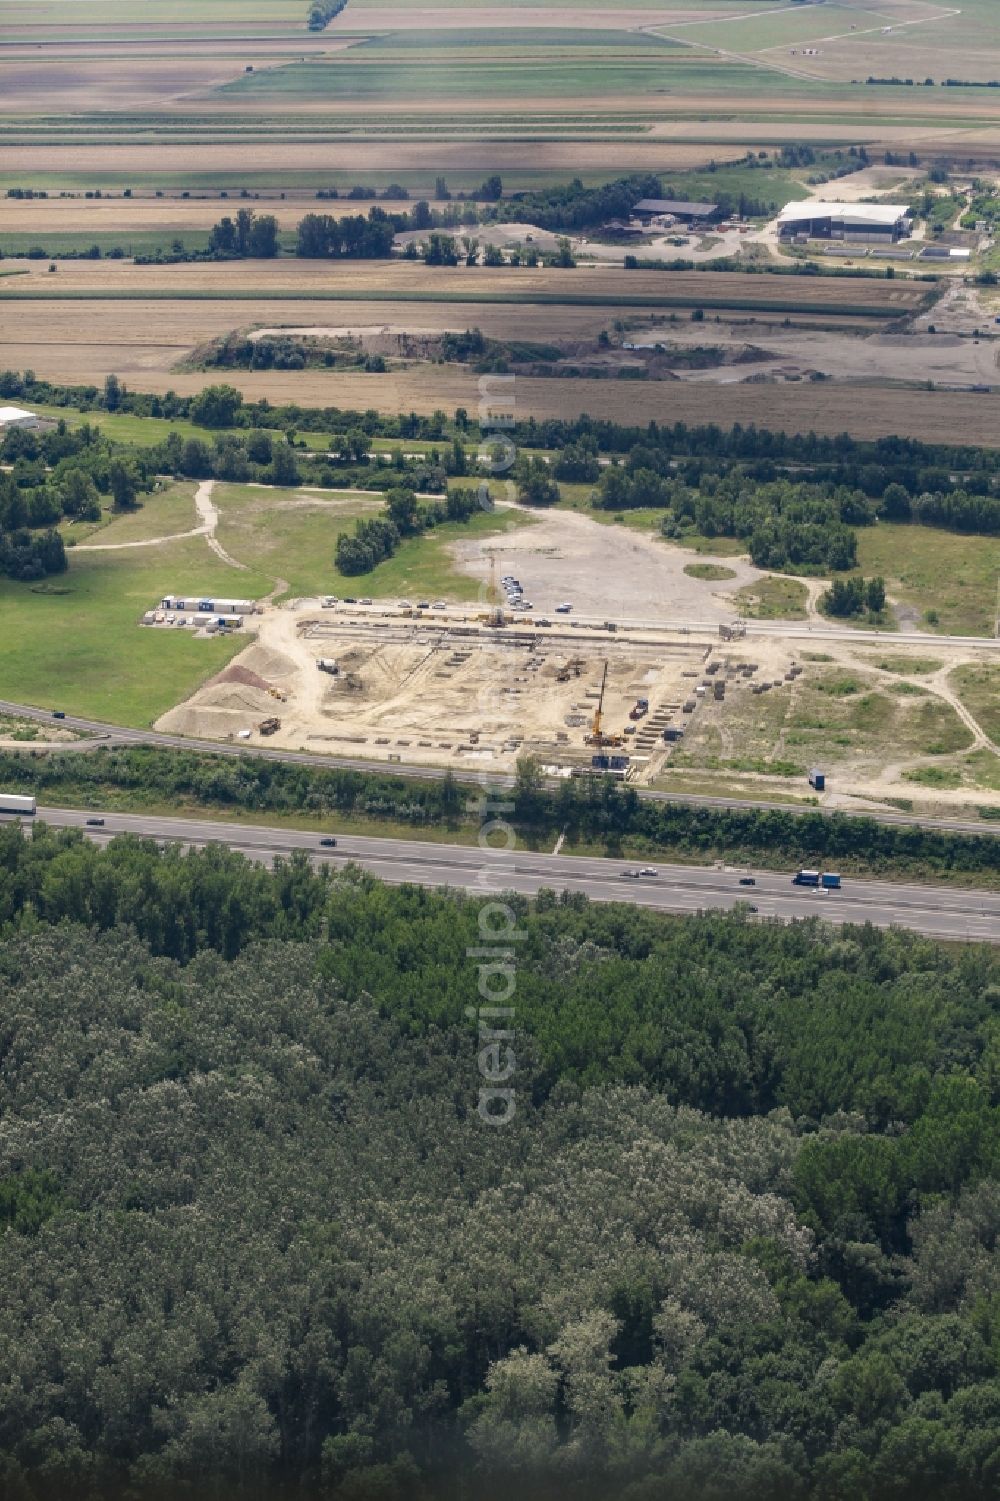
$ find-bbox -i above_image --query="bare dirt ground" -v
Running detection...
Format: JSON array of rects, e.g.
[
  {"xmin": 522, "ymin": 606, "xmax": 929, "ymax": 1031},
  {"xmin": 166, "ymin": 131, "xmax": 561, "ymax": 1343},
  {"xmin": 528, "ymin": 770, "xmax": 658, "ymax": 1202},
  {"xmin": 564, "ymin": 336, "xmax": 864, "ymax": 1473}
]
[
  {"xmin": 449, "ymin": 506, "xmax": 763, "ymax": 623},
  {"xmin": 0, "ymin": 58, "xmax": 265, "ymax": 112},
  {"xmin": 156, "ymin": 604, "xmax": 718, "ymax": 775},
  {"xmin": 329, "ymin": 5, "xmax": 728, "ymax": 29},
  {"xmin": 630, "ymin": 321, "xmax": 1000, "ymax": 388}
]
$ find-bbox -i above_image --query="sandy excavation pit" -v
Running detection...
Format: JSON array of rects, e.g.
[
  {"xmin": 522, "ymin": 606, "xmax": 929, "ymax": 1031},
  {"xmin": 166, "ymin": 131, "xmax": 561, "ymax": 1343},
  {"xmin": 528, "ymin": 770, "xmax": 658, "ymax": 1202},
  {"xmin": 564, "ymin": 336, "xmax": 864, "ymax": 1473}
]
[{"xmin": 158, "ymin": 608, "xmax": 811, "ymax": 779}]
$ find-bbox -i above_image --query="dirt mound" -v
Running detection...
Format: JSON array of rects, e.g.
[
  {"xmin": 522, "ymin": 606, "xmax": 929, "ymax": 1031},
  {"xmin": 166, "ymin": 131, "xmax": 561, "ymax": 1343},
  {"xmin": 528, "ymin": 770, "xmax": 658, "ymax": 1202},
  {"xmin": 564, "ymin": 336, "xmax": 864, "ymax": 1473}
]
[{"xmin": 208, "ymin": 664, "xmax": 276, "ymax": 693}]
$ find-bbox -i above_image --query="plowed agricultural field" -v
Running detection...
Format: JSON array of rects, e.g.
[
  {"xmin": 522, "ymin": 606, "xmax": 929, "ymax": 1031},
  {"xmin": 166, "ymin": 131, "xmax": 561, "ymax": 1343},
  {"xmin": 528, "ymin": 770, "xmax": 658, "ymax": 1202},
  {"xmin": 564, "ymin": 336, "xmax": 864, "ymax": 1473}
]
[
  {"xmin": 0, "ymin": 139, "xmax": 749, "ymax": 181},
  {"xmin": 22, "ymin": 361, "xmax": 998, "ymax": 447}
]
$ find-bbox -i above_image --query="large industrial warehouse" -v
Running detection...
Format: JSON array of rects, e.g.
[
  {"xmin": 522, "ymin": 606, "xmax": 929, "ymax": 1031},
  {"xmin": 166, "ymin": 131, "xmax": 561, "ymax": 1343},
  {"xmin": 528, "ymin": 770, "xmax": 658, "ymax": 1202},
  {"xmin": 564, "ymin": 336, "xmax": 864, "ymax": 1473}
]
[{"xmin": 777, "ymin": 201, "xmax": 913, "ymax": 243}]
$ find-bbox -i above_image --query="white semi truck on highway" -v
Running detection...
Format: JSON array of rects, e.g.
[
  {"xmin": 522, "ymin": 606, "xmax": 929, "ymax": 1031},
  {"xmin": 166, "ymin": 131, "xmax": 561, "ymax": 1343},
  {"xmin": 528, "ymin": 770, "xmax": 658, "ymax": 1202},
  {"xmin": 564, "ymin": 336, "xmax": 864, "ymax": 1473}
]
[{"xmin": 0, "ymin": 793, "xmax": 36, "ymax": 815}]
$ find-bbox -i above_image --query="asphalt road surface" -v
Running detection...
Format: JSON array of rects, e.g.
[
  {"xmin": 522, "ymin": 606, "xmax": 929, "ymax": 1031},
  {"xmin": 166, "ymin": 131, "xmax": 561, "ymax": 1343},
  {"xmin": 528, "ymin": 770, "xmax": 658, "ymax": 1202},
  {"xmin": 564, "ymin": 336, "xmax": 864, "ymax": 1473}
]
[
  {"xmin": 1, "ymin": 699, "xmax": 998, "ymax": 840},
  {"xmin": 12, "ymin": 804, "xmax": 1000, "ymax": 943}
]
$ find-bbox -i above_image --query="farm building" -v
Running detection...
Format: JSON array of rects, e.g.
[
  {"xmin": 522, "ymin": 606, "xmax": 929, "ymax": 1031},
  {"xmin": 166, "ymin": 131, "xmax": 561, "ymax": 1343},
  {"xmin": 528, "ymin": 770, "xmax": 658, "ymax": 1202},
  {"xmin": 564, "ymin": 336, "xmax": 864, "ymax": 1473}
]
[
  {"xmin": 632, "ymin": 198, "xmax": 720, "ymax": 224},
  {"xmin": 0, "ymin": 405, "xmax": 39, "ymax": 431},
  {"xmin": 778, "ymin": 202, "xmax": 912, "ymax": 244}
]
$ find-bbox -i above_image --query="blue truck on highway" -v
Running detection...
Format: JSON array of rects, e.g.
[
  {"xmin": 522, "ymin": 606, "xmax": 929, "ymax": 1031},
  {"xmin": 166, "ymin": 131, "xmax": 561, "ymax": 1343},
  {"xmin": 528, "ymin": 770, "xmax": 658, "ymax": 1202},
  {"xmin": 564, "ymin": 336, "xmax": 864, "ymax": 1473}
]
[{"xmin": 792, "ymin": 869, "xmax": 841, "ymax": 889}]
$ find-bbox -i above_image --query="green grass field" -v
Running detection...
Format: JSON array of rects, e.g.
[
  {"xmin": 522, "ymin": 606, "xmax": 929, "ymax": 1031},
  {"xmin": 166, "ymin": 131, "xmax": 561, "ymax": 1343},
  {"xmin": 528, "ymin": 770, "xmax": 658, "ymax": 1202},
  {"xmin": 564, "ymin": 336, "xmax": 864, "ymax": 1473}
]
[
  {"xmin": 217, "ymin": 54, "xmax": 832, "ymax": 104},
  {"xmin": 75, "ymin": 481, "xmax": 202, "ymax": 545},
  {"xmin": 0, "ymin": 231, "xmax": 214, "ymax": 258},
  {"xmin": 854, "ymin": 525, "xmax": 1000, "ymax": 639},
  {"xmin": 0, "ymin": 538, "xmax": 270, "ymax": 725},
  {"xmin": 0, "ymin": 470, "xmax": 525, "ymax": 724},
  {"xmin": 734, "ymin": 574, "xmax": 808, "ymax": 619},
  {"xmin": 676, "ymin": 4, "xmax": 863, "ymax": 52},
  {"xmin": 213, "ymin": 483, "xmax": 383, "ymax": 597}
]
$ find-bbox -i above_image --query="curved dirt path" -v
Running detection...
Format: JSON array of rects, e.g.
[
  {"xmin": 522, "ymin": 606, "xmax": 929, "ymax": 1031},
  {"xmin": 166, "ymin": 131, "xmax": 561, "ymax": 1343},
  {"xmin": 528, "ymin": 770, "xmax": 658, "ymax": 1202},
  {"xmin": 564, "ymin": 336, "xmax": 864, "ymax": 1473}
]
[
  {"xmin": 75, "ymin": 527, "xmax": 207, "ymax": 551},
  {"xmin": 77, "ymin": 481, "xmax": 246, "ymax": 569},
  {"xmin": 196, "ymin": 479, "xmax": 248, "ymax": 571}
]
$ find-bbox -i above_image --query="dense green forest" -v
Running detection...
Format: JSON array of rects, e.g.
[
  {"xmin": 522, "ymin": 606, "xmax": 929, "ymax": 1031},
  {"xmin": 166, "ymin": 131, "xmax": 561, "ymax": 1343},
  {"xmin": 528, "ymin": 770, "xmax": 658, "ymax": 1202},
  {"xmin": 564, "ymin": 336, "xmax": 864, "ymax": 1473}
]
[{"xmin": 0, "ymin": 826, "xmax": 999, "ymax": 1500}]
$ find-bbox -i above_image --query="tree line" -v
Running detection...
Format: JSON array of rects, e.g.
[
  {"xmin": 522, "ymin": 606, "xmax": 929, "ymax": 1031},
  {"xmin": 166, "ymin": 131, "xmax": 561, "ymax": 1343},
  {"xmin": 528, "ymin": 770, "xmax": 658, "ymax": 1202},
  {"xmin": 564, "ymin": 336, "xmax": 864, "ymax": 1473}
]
[
  {"xmin": 5, "ymin": 746, "xmax": 1000, "ymax": 882},
  {"xmin": 8, "ymin": 370, "xmax": 1000, "ymax": 483}
]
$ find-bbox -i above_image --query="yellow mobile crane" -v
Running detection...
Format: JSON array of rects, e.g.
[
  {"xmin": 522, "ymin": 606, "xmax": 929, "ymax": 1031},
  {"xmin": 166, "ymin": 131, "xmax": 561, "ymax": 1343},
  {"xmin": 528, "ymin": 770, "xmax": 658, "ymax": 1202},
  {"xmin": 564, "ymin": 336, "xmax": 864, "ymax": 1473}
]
[{"xmin": 586, "ymin": 661, "xmax": 623, "ymax": 748}]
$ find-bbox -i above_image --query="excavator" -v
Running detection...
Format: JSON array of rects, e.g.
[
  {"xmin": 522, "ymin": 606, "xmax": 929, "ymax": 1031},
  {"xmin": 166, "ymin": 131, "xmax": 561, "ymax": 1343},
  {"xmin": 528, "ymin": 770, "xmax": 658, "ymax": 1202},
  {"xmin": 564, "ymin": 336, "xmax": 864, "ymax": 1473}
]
[{"xmin": 585, "ymin": 661, "xmax": 624, "ymax": 748}]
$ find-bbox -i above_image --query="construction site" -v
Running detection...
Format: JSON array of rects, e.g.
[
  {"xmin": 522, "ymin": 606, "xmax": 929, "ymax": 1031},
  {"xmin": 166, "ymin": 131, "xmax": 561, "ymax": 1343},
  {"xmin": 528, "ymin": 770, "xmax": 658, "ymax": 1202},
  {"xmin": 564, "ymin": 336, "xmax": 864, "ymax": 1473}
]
[{"xmin": 156, "ymin": 600, "xmax": 806, "ymax": 783}]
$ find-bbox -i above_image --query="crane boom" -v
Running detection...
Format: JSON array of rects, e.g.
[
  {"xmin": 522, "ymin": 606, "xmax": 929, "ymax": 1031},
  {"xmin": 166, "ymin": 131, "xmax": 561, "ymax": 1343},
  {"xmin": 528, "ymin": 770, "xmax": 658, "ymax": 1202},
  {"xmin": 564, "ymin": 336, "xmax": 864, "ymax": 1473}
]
[{"xmin": 592, "ymin": 660, "xmax": 609, "ymax": 740}]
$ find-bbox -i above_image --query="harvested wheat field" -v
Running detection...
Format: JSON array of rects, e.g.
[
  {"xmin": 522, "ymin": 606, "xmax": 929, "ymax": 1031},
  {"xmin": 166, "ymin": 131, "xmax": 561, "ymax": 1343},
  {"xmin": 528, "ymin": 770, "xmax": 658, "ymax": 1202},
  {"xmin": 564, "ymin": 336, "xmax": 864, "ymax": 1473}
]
[
  {"xmin": 0, "ymin": 197, "xmax": 428, "ymax": 235},
  {"xmin": 0, "ymin": 257, "xmax": 931, "ymax": 314}
]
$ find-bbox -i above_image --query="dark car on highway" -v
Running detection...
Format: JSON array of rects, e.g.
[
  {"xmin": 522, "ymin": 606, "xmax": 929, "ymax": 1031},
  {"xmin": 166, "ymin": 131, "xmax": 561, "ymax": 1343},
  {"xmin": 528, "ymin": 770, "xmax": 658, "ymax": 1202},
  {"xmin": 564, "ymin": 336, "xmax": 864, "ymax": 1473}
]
[
  {"xmin": 319, "ymin": 837, "xmax": 338, "ymax": 847},
  {"xmin": 85, "ymin": 817, "xmax": 105, "ymax": 827},
  {"xmin": 739, "ymin": 876, "xmax": 756, "ymax": 886}
]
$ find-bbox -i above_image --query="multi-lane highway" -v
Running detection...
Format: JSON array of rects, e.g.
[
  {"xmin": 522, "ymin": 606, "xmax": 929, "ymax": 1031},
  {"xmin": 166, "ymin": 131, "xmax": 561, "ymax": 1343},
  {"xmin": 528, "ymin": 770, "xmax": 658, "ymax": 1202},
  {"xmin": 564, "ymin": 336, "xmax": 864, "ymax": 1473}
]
[
  {"xmin": 16, "ymin": 804, "xmax": 1000, "ymax": 943},
  {"xmin": 2, "ymin": 698, "xmax": 998, "ymax": 840}
]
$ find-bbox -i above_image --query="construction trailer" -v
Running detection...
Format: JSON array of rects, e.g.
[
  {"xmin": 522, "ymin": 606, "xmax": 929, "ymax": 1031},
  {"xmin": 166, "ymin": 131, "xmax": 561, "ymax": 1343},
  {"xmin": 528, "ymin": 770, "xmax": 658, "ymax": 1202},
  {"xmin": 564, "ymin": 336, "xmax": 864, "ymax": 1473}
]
[{"xmin": 160, "ymin": 594, "xmax": 258, "ymax": 615}]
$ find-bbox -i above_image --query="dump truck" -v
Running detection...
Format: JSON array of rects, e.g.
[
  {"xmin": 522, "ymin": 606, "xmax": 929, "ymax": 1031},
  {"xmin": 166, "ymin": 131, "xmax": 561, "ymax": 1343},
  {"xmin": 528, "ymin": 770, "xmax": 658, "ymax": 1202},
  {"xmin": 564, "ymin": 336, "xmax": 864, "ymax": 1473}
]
[
  {"xmin": 258, "ymin": 717, "xmax": 281, "ymax": 736},
  {"xmin": 317, "ymin": 658, "xmax": 339, "ymax": 676}
]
